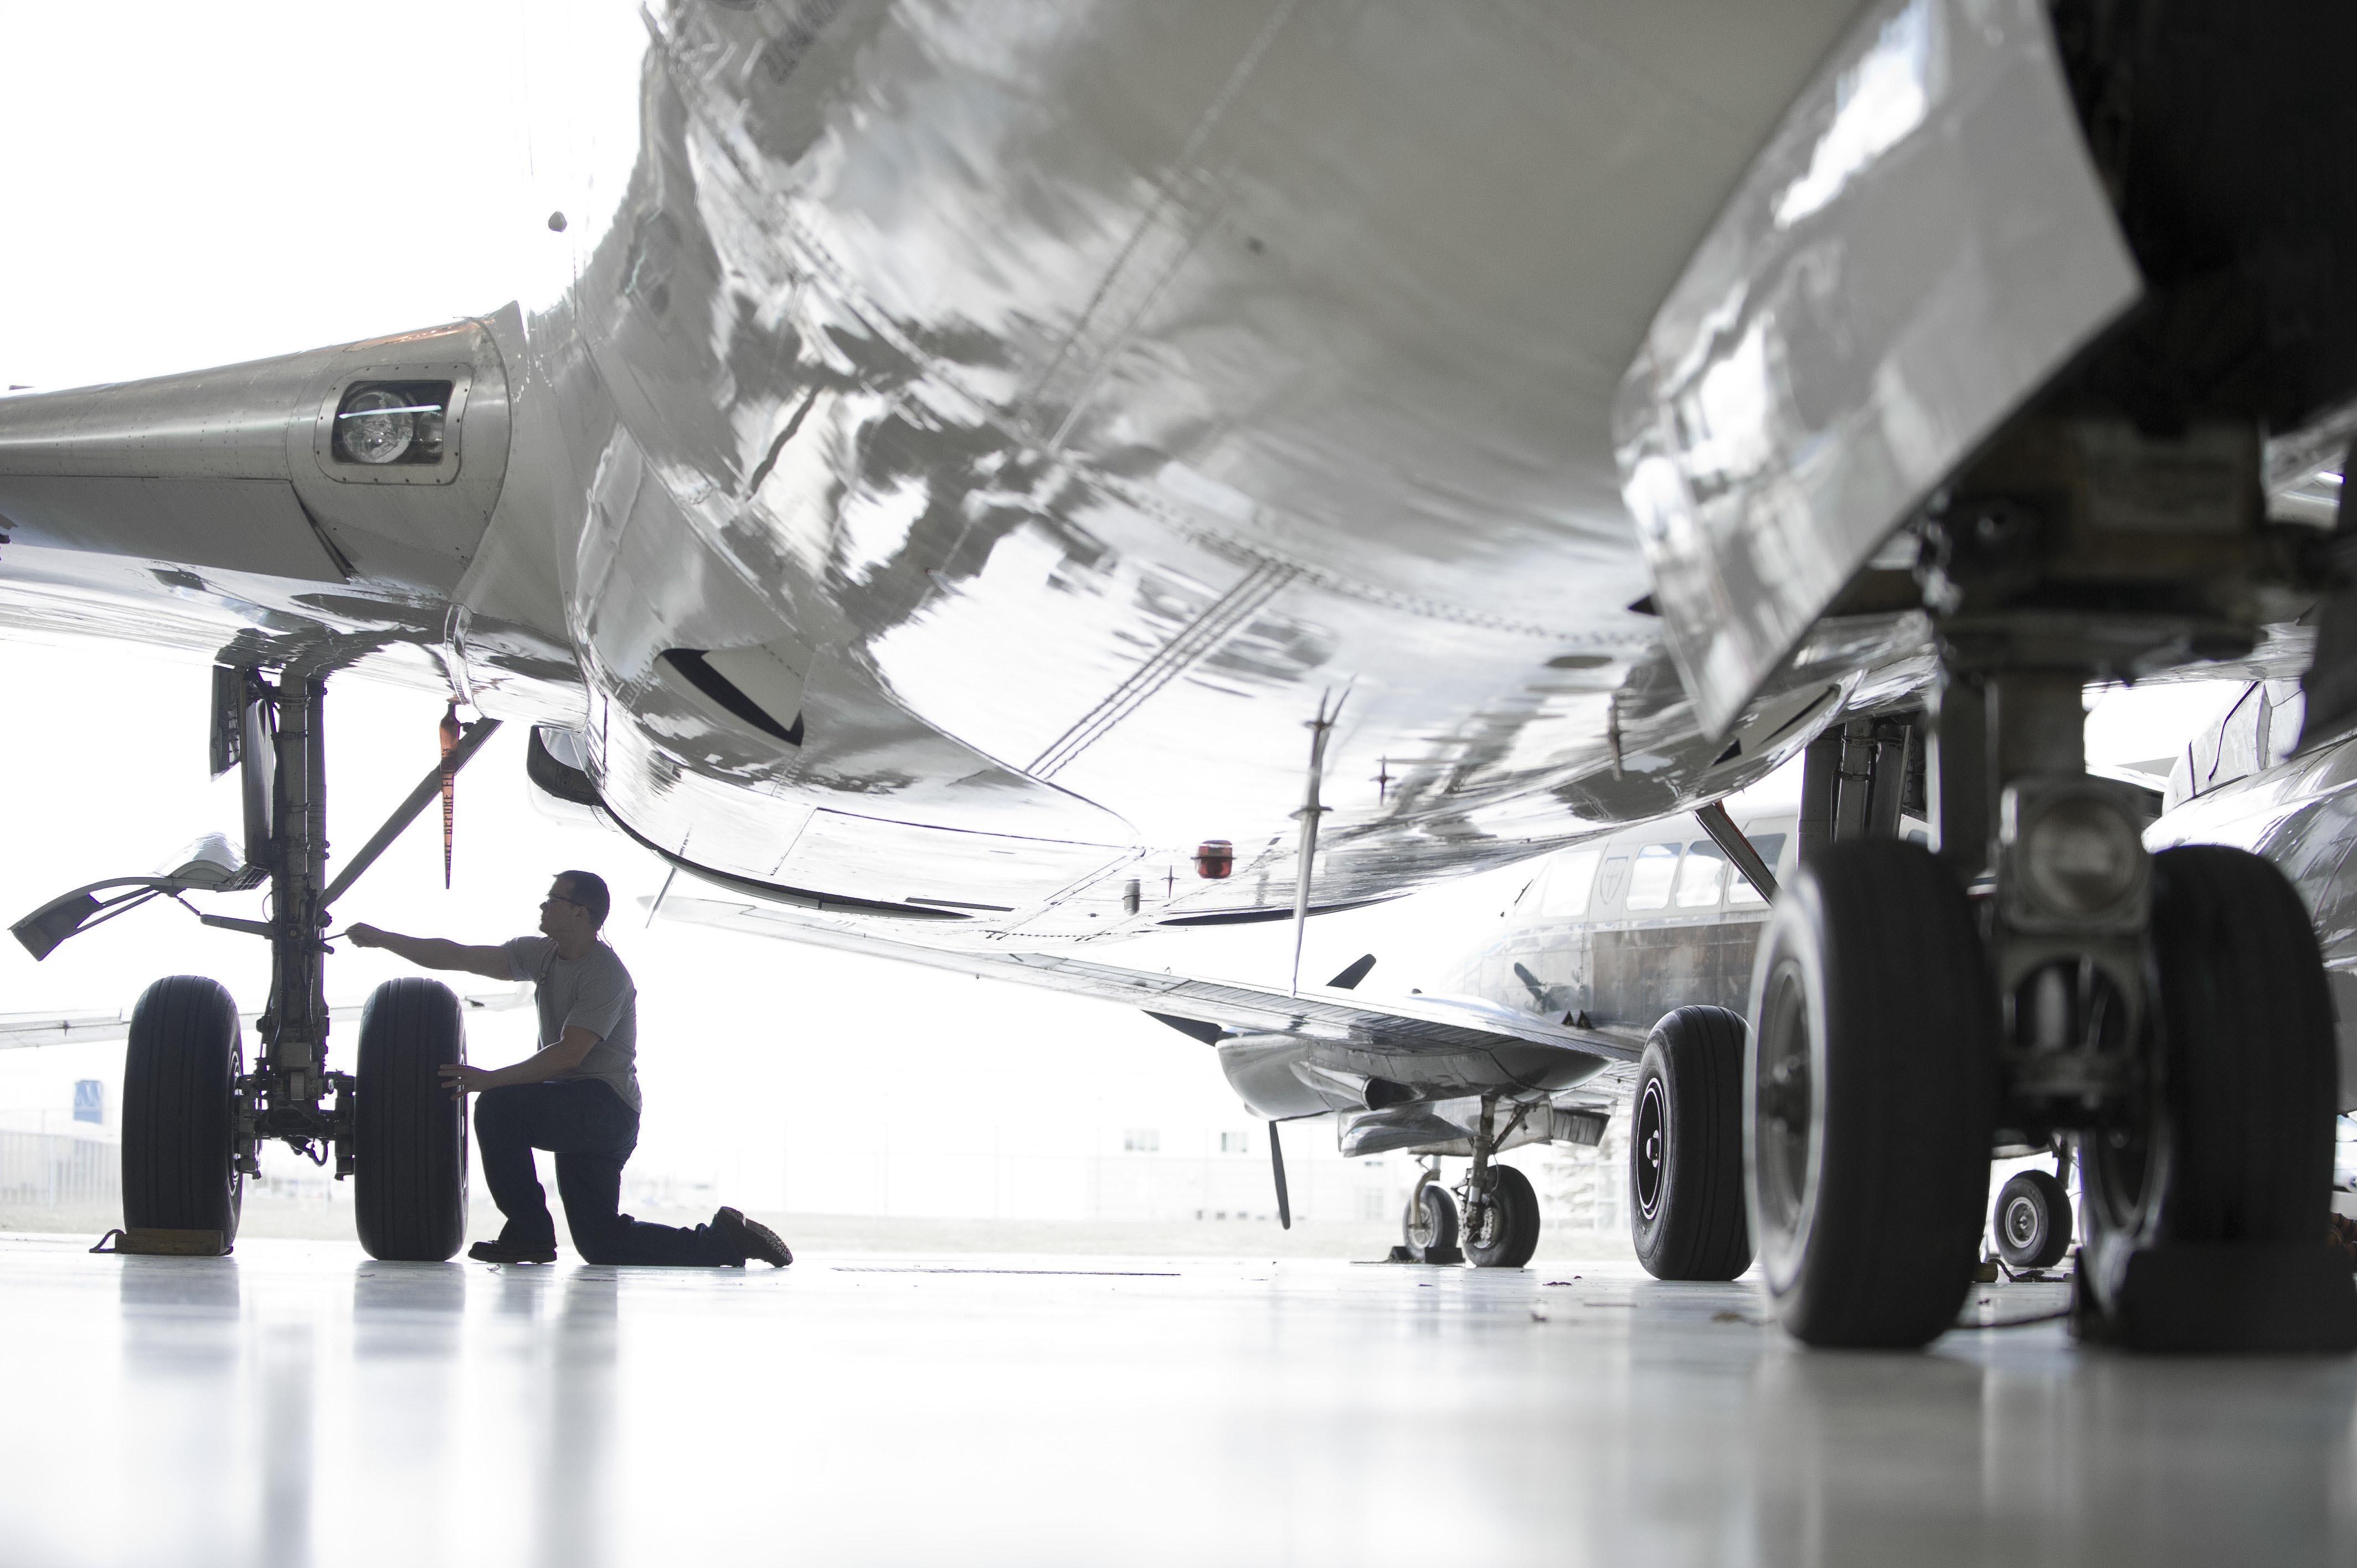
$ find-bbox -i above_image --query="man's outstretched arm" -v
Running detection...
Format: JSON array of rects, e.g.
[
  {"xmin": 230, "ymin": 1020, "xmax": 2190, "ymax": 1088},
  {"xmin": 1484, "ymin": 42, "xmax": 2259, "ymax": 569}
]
[
  {"xmin": 440, "ymin": 1026, "xmax": 600, "ymax": 1096},
  {"xmin": 346, "ymin": 924, "xmax": 513, "ymax": 981}
]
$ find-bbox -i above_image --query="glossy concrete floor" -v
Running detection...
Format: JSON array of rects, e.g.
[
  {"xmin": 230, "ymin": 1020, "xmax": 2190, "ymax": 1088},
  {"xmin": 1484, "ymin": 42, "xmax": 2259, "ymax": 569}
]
[{"xmin": 4, "ymin": 1233, "xmax": 2355, "ymax": 1567}]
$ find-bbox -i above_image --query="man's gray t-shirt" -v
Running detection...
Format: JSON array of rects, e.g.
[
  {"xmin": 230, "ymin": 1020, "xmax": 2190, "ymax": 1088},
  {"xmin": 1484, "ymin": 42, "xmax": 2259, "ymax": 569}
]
[{"xmin": 502, "ymin": 936, "xmax": 641, "ymax": 1112}]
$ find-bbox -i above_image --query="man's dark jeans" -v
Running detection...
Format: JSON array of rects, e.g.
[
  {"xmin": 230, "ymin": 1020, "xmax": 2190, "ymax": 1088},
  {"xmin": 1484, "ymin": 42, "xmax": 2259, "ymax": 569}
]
[{"xmin": 474, "ymin": 1080, "xmax": 735, "ymax": 1266}]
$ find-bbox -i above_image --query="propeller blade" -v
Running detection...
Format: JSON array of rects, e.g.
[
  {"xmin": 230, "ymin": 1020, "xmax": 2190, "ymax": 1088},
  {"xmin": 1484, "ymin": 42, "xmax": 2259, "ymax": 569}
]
[{"xmin": 1269, "ymin": 1120, "xmax": 1291, "ymax": 1230}]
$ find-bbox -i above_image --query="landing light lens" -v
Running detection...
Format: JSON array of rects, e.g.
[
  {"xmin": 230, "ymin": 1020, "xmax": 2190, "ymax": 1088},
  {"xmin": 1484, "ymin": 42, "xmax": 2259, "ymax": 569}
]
[
  {"xmin": 336, "ymin": 388, "xmax": 416, "ymax": 465},
  {"xmin": 330, "ymin": 380, "xmax": 451, "ymax": 467},
  {"xmin": 2022, "ymin": 796, "xmax": 2142, "ymax": 917}
]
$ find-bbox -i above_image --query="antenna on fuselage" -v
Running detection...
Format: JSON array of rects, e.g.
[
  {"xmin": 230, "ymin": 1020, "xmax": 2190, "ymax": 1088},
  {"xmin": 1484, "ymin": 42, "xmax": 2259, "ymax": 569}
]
[{"xmin": 1288, "ymin": 689, "xmax": 1344, "ymax": 996}]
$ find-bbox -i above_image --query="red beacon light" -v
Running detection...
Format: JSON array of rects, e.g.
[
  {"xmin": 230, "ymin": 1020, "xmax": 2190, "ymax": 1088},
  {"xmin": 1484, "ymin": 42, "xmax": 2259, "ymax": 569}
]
[{"xmin": 1194, "ymin": 840, "xmax": 1234, "ymax": 879}]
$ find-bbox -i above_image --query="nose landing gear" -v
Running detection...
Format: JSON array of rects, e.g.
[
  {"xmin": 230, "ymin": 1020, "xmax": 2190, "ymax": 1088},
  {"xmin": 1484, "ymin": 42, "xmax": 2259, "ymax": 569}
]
[{"xmin": 16, "ymin": 661, "xmax": 500, "ymax": 1262}]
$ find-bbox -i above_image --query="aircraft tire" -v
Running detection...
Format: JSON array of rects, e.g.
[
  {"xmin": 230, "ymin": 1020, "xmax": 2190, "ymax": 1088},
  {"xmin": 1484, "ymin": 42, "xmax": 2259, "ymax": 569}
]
[
  {"xmin": 1993, "ymin": 1169, "xmax": 2072, "ymax": 1270},
  {"xmin": 1746, "ymin": 841, "xmax": 1997, "ymax": 1348},
  {"xmin": 1465, "ymin": 1163, "xmax": 1541, "ymax": 1268},
  {"xmin": 353, "ymin": 978, "xmax": 469, "ymax": 1263},
  {"xmin": 1404, "ymin": 1179, "xmax": 1460, "ymax": 1263},
  {"xmin": 2080, "ymin": 846, "xmax": 2335, "ymax": 1312},
  {"xmin": 1630, "ymin": 1005, "xmax": 1752, "ymax": 1281},
  {"xmin": 122, "ymin": 976, "xmax": 245, "ymax": 1240}
]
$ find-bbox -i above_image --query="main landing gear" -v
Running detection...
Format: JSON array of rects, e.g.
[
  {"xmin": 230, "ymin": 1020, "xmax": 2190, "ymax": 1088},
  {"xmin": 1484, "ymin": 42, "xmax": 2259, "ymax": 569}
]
[
  {"xmin": 1394, "ymin": 1098, "xmax": 1548, "ymax": 1268},
  {"xmin": 14, "ymin": 662, "xmax": 501, "ymax": 1261},
  {"xmin": 1741, "ymin": 416, "xmax": 2355, "ymax": 1350}
]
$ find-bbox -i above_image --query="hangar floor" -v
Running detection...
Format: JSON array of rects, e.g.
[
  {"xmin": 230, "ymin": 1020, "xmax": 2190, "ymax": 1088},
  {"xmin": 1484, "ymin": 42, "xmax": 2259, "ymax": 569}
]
[{"xmin": 3, "ymin": 1232, "xmax": 2353, "ymax": 1566}]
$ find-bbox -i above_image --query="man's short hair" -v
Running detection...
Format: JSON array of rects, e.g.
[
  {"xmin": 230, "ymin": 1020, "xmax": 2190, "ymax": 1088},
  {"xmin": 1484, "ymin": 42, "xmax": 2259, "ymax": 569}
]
[{"xmin": 556, "ymin": 870, "xmax": 611, "ymax": 929}]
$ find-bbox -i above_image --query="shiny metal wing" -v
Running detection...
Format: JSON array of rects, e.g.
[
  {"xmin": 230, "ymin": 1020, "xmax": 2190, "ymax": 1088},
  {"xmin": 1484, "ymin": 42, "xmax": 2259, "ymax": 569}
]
[{"xmin": 657, "ymin": 894, "xmax": 1643, "ymax": 1064}]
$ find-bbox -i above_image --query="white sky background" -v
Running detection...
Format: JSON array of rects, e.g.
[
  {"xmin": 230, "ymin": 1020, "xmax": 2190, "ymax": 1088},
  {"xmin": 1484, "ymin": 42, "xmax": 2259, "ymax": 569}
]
[{"xmin": 0, "ymin": 7, "xmax": 2250, "ymax": 1215}]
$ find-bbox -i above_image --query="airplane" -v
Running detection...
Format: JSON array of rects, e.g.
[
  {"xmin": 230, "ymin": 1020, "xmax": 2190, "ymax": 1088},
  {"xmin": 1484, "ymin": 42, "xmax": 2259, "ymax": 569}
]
[
  {"xmin": 6, "ymin": 0, "xmax": 2357, "ymax": 1352},
  {"xmin": 667, "ymin": 801, "xmax": 1815, "ymax": 1275}
]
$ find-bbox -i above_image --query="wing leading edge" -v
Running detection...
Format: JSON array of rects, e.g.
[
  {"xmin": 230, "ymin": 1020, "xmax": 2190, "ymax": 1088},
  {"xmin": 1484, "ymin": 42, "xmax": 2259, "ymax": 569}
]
[{"xmin": 656, "ymin": 894, "xmax": 1641, "ymax": 1065}]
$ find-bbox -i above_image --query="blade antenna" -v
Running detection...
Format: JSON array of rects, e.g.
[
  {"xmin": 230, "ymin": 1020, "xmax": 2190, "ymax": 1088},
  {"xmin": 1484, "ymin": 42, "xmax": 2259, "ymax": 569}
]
[
  {"xmin": 439, "ymin": 702, "xmax": 462, "ymax": 889},
  {"xmin": 646, "ymin": 865, "xmax": 680, "ymax": 929},
  {"xmin": 1288, "ymin": 689, "xmax": 1343, "ymax": 997}
]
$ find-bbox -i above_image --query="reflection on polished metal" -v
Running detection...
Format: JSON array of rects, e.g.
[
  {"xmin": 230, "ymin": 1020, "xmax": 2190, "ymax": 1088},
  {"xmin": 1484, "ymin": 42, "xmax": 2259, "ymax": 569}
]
[
  {"xmin": 0, "ymin": 0, "xmax": 1929, "ymax": 948},
  {"xmin": 6, "ymin": 1235, "xmax": 2354, "ymax": 1565}
]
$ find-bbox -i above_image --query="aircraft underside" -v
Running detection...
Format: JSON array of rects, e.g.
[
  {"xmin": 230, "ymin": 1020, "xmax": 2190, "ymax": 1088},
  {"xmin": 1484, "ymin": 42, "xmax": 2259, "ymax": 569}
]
[{"xmin": 8, "ymin": 0, "xmax": 2357, "ymax": 1350}]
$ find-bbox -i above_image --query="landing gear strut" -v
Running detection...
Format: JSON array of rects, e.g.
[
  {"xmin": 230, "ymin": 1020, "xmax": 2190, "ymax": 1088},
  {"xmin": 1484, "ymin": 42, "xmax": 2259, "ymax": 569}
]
[{"xmin": 15, "ymin": 659, "xmax": 500, "ymax": 1262}]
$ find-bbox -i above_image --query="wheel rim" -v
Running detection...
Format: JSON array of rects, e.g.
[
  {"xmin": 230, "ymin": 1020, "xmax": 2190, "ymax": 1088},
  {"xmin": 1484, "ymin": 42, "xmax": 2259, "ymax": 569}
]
[
  {"xmin": 2003, "ymin": 1193, "xmax": 2041, "ymax": 1250},
  {"xmin": 1406, "ymin": 1187, "xmax": 1437, "ymax": 1250},
  {"xmin": 2081, "ymin": 985, "xmax": 2168, "ymax": 1301},
  {"xmin": 1634, "ymin": 1077, "xmax": 1668, "ymax": 1220},
  {"xmin": 227, "ymin": 1034, "xmax": 245, "ymax": 1224},
  {"xmin": 1752, "ymin": 958, "xmax": 1819, "ymax": 1282}
]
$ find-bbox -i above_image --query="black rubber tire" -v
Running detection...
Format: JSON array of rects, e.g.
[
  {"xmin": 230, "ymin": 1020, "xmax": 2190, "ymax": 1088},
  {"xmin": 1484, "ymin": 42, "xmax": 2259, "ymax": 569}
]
[
  {"xmin": 1746, "ymin": 840, "xmax": 1998, "ymax": 1348},
  {"xmin": 2082, "ymin": 846, "xmax": 2336, "ymax": 1308},
  {"xmin": 121, "ymin": 976, "xmax": 244, "ymax": 1239},
  {"xmin": 1404, "ymin": 1180, "xmax": 1460, "ymax": 1262},
  {"xmin": 1994, "ymin": 1169, "xmax": 2073, "ymax": 1270},
  {"xmin": 353, "ymin": 978, "xmax": 469, "ymax": 1262},
  {"xmin": 1631, "ymin": 1005, "xmax": 1753, "ymax": 1281},
  {"xmin": 1465, "ymin": 1163, "xmax": 1541, "ymax": 1268}
]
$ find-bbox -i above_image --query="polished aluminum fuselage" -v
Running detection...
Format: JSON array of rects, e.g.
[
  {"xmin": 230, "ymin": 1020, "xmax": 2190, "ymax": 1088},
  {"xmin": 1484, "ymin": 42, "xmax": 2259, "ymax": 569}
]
[{"xmin": 1, "ymin": 1, "xmax": 1916, "ymax": 950}]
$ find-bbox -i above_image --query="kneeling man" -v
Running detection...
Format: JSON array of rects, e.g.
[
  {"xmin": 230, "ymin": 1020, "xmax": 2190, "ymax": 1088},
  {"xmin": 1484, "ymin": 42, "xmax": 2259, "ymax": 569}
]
[{"xmin": 349, "ymin": 871, "xmax": 790, "ymax": 1268}]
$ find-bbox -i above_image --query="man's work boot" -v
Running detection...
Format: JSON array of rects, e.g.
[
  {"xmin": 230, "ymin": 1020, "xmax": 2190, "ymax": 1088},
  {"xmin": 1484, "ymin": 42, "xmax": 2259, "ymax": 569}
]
[
  {"xmin": 467, "ymin": 1237, "xmax": 558, "ymax": 1265},
  {"xmin": 714, "ymin": 1207, "xmax": 792, "ymax": 1267}
]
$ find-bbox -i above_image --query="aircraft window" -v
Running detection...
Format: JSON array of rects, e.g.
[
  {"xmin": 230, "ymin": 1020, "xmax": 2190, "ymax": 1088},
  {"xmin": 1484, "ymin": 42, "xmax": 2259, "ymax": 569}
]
[
  {"xmin": 1625, "ymin": 843, "xmax": 1680, "ymax": 910},
  {"xmin": 1675, "ymin": 842, "xmax": 1728, "ymax": 907},
  {"xmin": 1727, "ymin": 834, "xmax": 1787, "ymax": 905},
  {"xmin": 1596, "ymin": 855, "xmax": 1629, "ymax": 907},
  {"xmin": 1540, "ymin": 850, "xmax": 1602, "ymax": 917}
]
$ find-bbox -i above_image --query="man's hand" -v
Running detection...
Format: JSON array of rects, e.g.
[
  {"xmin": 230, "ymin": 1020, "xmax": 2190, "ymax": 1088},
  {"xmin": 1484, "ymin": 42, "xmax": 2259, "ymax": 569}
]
[
  {"xmin": 347, "ymin": 923, "xmax": 389, "ymax": 948},
  {"xmin": 440, "ymin": 1062, "xmax": 497, "ymax": 1097}
]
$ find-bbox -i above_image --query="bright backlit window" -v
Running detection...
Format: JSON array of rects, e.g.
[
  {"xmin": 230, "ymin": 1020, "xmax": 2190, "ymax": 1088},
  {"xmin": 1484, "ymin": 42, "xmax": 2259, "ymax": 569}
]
[
  {"xmin": 1625, "ymin": 843, "xmax": 1680, "ymax": 910},
  {"xmin": 1675, "ymin": 842, "xmax": 1728, "ymax": 907}
]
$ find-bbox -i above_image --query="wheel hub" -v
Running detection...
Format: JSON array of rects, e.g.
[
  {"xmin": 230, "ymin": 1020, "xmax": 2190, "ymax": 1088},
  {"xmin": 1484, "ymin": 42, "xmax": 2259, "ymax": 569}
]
[
  {"xmin": 1634, "ymin": 1080, "xmax": 1667, "ymax": 1219},
  {"xmin": 2005, "ymin": 1195, "xmax": 2039, "ymax": 1246},
  {"xmin": 1753, "ymin": 964, "xmax": 1815, "ymax": 1256}
]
